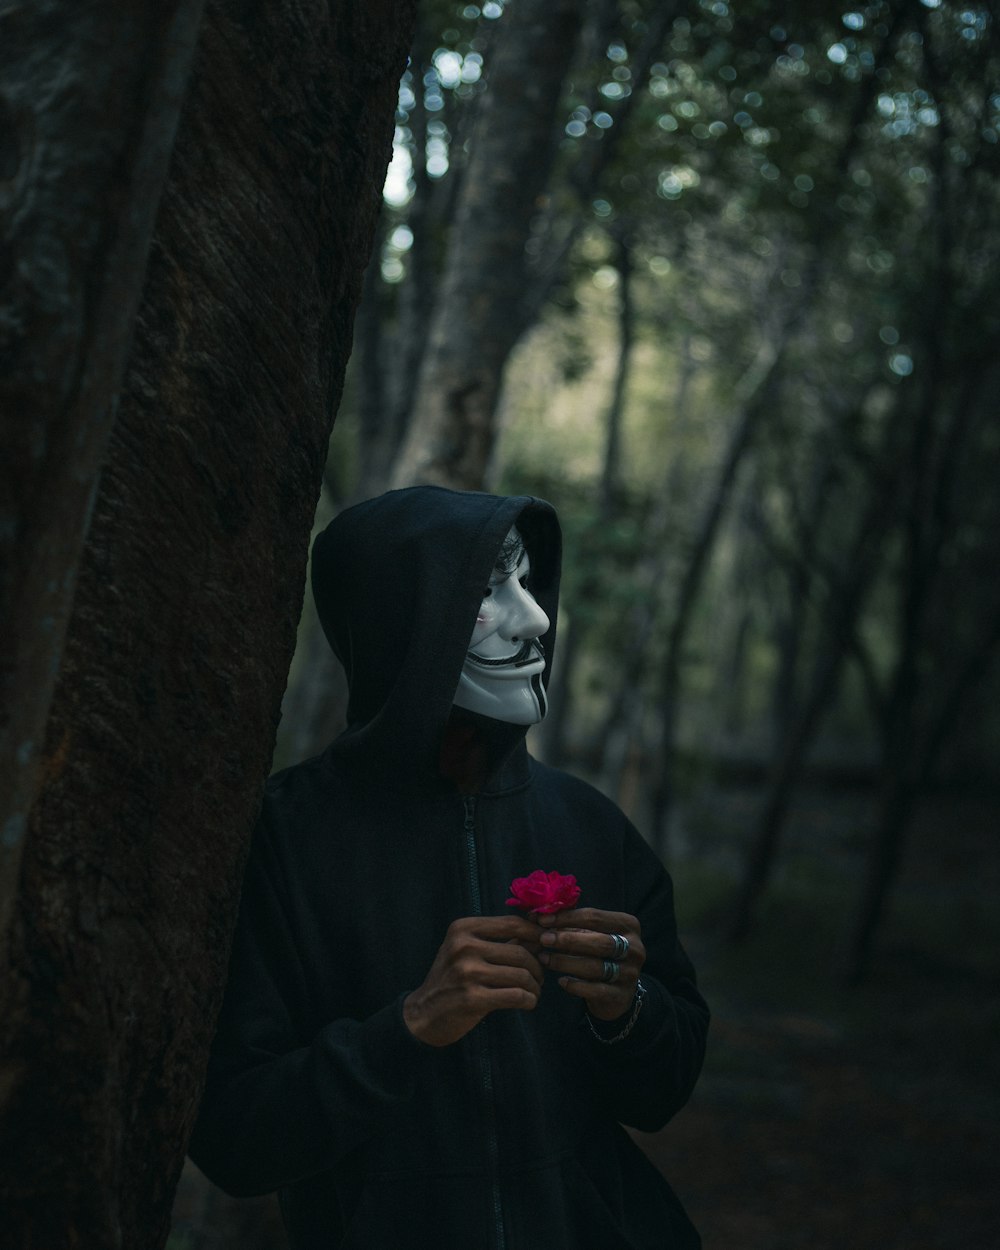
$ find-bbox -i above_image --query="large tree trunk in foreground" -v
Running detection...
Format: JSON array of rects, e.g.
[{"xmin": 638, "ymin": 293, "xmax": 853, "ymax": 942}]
[
  {"xmin": 0, "ymin": 0, "xmax": 204, "ymax": 976},
  {"xmin": 0, "ymin": 2, "xmax": 415, "ymax": 1246},
  {"xmin": 390, "ymin": 0, "xmax": 579, "ymax": 490}
]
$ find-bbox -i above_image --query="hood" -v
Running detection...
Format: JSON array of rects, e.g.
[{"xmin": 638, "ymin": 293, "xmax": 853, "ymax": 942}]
[{"xmin": 311, "ymin": 486, "xmax": 561, "ymax": 783}]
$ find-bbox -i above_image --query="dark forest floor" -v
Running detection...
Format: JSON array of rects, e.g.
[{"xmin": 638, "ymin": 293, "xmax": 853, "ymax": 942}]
[
  {"xmin": 639, "ymin": 781, "xmax": 1000, "ymax": 1249},
  {"xmin": 639, "ymin": 938, "xmax": 1000, "ymax": 1249}
]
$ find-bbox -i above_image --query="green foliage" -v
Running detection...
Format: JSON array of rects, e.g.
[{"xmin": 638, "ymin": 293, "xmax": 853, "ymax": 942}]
[{"xmin": 506, "ymin": 1, "xmax": 1000, "ymax": 775}]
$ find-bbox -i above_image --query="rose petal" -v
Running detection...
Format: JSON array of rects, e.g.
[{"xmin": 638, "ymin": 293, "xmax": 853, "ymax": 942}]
[{"xmin": 506, "ymin": 870, "xmax": 580, "ymax": 914}]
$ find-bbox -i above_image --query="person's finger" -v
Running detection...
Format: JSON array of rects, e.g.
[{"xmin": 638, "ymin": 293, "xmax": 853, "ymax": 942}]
[
  {"xmin": 477, "ymin": 940, "xmax": 544, "ymax": 984},
  {"xmin": 537, "ymin": 907, "xmax": 638, "ymax": 934},
  {"xmin": 480, "ymin": 985, "xmax": 540, "ymax": 1013},
  {"xmin": 473, "ymin": 962, "xmax": 543, "ymax": 995},
  {"xmin": 539, "ymin": 951, "xmax": 625, "ymax": 983},
  {"xmin": 538, "ymin": 928, "xmax": 644, "ymax": 973},
  {"xmin": 458, "ymin": 914, "xmax": 547, "ymax": 943},
  {"xmin": 556, "ymin": 976, "xmax": 634, "ymax": 1019},
  {"xmin": 539, "ymin": 928, "xmax": 626, "ymax": 956}
]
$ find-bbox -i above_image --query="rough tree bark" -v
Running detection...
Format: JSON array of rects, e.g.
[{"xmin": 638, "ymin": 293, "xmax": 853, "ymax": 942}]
[
  {"xmin": 390, "ymin": 0, "xmax": 580, "ymax": 490},
  {"xmin": 0, "ymin": 0, "xmax": 205, "ymax": 976},
  {"xmin": 0, "ymin": 1, "xmax": 416, "ymax": 1246}
]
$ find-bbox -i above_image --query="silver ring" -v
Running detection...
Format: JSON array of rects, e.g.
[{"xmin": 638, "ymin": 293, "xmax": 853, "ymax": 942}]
[
  {"xmin": 609, "ymin": 933, "xmax": 630, "ymax": 959},
  {"xmin": 601, "ymin": 960, "xmax": 621, "ymax": 984}
]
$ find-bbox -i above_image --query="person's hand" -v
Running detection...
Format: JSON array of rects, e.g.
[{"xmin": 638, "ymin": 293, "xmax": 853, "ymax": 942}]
[
  {"xmin": 536, "ymin": 908, "xmax": 645, "ymax": 1021},
  {"xmin": 403, "ymin": 915, "xmax": 544, "ymax": 1047}
]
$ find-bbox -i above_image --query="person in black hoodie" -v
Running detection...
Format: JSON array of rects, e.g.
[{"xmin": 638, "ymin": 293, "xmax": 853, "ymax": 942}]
[{"xmin": 189, "ymin": 486, "xmax": 709, "ymax": 1250}]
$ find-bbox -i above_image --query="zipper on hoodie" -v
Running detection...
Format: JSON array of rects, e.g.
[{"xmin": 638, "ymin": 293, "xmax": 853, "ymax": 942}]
[
  {"xmin": 464, "ymin": 795, "xmax": 482, "ymax": 913},
  {"xmin": 463, "ymin": 795, "xmax": 507, "ymax": 1250}
]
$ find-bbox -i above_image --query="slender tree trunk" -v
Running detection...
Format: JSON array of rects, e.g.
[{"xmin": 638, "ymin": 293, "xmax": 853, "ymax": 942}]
[
  {"xmin": 843, "ymin": 776, "xmax": 915, "ymax": 985},
  {"xmin": 845, "ymin": 606, "xmax": 1000, "ymax": 987},
  {"xmin": 841, "ymin": 358, "xmax": 998, "ymax": 980},
  {"xmin": 599, "ymin": 225, "xmax": 634, "ymax": 515},
  {"xmin": 843, "ymin": 576, "xmax": 939, "ymax": 985},
  {"xmin": 595, "ymin": 337, "xmax": 698, "ymax": 788},
  {"xmin": 722, "ymin": 608, "xmax": 753, "ymax": 736},
  {"xmin": 728, "ymin": 642, "xmax": 849, "ymax": 943},
  {"xmin": 520, "ymin": 0, "xmax": 680, "ymax": 333},
  {"xmin": 0, "ymin": 3, "xmax": 415, "ymax": 1246},
  {"xmin": 727, "ymin": 406, "xmax": 908, "ymax": 942},
  {"xmin": 644, "ymin": 10, "xmax": 898, "ymax": 846},
  {"xmin": 387, "ymin": 24, "xmax": 441, "ymax": 471},
  {"xmin": 730, "ymin": 12, "xmax": 982, "ymax": 950},
  {"xmin": 767, "ymin": 452, "xmax": 837, "ymax": 746},
  {"xmin": 536, "ymin": 228, "xmax": 634, "ymax": 767},
  {"xmin": 648, "ymin": 341, "xmax": 786, "ymax": 853},
  {"xmin": 535, "ymin": 615, "xmax": 584, "ymax": 767},
  {"xmin": 356, "ymin": 213, "xmax": 391, "ymax": 497},
  {"xmin": 390, "ymin": 0, "xmax": 580, "ymax": 490}
]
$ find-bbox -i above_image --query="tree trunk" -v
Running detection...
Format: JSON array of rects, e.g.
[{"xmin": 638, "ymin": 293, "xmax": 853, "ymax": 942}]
[
  {"xmin": 841, "ymin": 356, "xmax": 999, "ymax": 981},
  {"xmin": 536, "ymin": 227, "xmax": 635, "ymax": 768},
  {"xmin": 842, "ymin": 775, "xmax": 915, "ymax": 985},
  {"xmin": 727, "ymin": 414, "xmax": 907, "ymax": 943},
  {"xmin": 384, "ymin": 21, "xmax": 441, "ymax": 481},
  {"xmin": 355, "ymin": 213, "xmax": 392, "ymax": 498},
  {"xmin": 0, "ymin": 2, "xmax": 415, "ymax": 1246},
  {"xmin": 390, "ymin": 0, "xmax": 580, "ymax": 490},
  {"xmin": 519, "ymin": 0, "xmax": 680, "ymax": 344},
  {"xmin": 594, "ymin": 336, "xmax": 698, "ymax": 789},
  {"xmin": 0, "ymin": 0, "xmax": 205, "ymax": 969},
  {"xmin": 762, "ymin": 447, "xmax": 838, "ymax": 747},
  {"xmin": 721, "ymin": 607, "xmax": 753, "ymax": 736},
  {"xmin": 599, "ymin": 225, "xmax": 634, "ymax": 516},
  {"xmin": 648, "ymin": 340, "xmax": 786, "ymax": 853},
  {"xmin": 845, "ymin": 605, "xmax": 1000, "ymax": 985},
  {"xmin": 534, "ymin": 612, "xmax": 580, "ymax": 768}
]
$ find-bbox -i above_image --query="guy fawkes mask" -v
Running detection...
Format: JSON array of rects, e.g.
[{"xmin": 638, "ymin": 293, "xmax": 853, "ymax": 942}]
[{"xmin": 452, "ymin": 527, "xmax": 550, "ymax": 725}]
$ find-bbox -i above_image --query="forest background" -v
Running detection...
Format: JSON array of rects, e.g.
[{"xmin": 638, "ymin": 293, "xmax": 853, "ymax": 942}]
[
  {"xmin": 180, "ymin": 0, "xmax": 1000, "ymax": 1244},
  {"xmin": 1, "ymin": 0, "xmax": 996, "ymax": 1248}
]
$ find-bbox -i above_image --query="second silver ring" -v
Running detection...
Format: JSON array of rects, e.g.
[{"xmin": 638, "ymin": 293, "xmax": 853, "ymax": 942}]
[{"xmin": 609, "ymin": 933, "xmax": 630, "ymax": 959}]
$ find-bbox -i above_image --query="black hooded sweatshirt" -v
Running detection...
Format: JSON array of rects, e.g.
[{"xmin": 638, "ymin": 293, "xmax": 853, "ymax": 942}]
[{"xmin": 189, "ymin": 487, "xmax": 709, "ymax": 1250}]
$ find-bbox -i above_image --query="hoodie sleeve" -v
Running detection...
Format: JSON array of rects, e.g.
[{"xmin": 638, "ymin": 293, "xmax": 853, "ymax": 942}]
[
  {"xmin": 188, "ymin": 814, "xmax": 433, "ymax": 1198},
  {"xmin": 581, "ymin": 822, "xmax": 710, "ymax": 1134}
]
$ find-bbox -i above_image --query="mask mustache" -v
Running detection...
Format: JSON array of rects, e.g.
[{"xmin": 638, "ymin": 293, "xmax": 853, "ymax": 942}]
[{"xmin": 466, "ymin": 639, "xmax": 545, "ymax": 669}]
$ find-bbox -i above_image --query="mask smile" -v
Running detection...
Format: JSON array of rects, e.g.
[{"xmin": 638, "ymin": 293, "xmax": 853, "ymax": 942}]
[{"xmin": 465, "ymin": 640, "xmax": 545, "ymax": 670}]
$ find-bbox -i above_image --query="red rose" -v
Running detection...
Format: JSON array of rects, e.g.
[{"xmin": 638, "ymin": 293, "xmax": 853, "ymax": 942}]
[{"xmin": 505, "ymin": 870, "xmax": 581, "ymax": 915}]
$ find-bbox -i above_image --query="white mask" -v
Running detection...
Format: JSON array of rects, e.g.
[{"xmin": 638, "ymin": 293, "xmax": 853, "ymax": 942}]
[{"xmin": 453, "ymin": 527, "xmax": 550, "ymax": 725}]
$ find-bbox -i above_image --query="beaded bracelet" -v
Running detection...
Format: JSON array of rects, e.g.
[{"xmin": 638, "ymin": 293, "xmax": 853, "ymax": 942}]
[{"xmin": 585, "ymin": 979, "xmax": 647, "ymax": 1045}]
